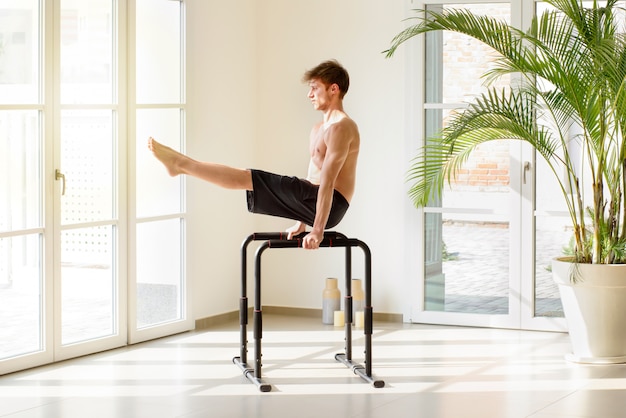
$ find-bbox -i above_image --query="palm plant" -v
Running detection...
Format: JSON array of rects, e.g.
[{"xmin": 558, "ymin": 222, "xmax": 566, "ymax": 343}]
[{"xmin": 385, "ymin": 0, "xmax": 626, "ymax": 264}]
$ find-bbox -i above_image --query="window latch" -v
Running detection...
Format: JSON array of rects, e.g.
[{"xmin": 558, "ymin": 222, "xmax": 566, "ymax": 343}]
[{"xmin": 55, "ymin": 169, "xmax": 66, "ymax": 196}]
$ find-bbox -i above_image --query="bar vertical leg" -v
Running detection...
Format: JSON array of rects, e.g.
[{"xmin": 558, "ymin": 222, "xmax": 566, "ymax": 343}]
[
  {"xmin": 253, "ymin": 308, "xmax": 263, "ymax": 378},
  {"xmin": 234, "ymin": 237, "xmax": 271, "ymax": 392},
  {"xmin": 344, "ymin": 245, "xmax": 352, "ymax": 360},
  {"xmin": 363, "ymin": 242, "xmax": 372, "ymax": 377},
  {"xmin": 233, "ymin": 235, "xmax": 252, "ymax": 374},
  {"xmin": 239, "ymin": 238, "xmax": 249, "ymax": 364},
  {"xmin": 239, "ymin": 297, "xmax": 248, "ymax": 363},
  {"xmin": 252, "ymin": 243, "xmax": 271, "ymax": 392},
  {"xmin": 335, "ymin": 239, "xmax": 384, "ymax": 388},
  {"xmin": 359, "ymin": 240, "xmax": 384, "ymax": 387},
  {"xmin": 364, "ymin": 306, "xmax": 373, "ymax": 377}
]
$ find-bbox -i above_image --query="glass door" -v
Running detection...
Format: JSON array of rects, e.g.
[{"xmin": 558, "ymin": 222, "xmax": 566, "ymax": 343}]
[
  {"xmin": 1, "ymin": 0, "xmax": 188, "ymax": 375},
  {"xmin": 54, "ymin": 0, "xmax": 126, "ymax": 360},
  {"xmin": 412, "ymin": 2, "xmax": 523, "ymax": 329},
  {"xmin": 410, "ymin": 0, "xmax": 567, "ymax": 332},
  {"xmin": 0, "ymin": 0, "xmax": 50, "ymax": 374},
  {"xmin": 521, "ymin": 0, "xmax": 571, "ymax": 331}
]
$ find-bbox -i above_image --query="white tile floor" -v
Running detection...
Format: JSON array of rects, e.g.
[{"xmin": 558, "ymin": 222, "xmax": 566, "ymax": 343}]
[{"xmin": 2, "ymin": 314, "xmax": 626, "ymax": 418}]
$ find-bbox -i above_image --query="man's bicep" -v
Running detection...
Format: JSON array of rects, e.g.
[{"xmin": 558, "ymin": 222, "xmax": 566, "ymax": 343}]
[
  {"xmin": 325, "ymin": 125, "xmax": 352, "ymax": 163},
  {"xmin": 321, "ymin": 140, "xmax": 348, "ymax": 181},
  {"xmin": 320, "ymin": 123, "xmax": 352, "ymax": 181}
]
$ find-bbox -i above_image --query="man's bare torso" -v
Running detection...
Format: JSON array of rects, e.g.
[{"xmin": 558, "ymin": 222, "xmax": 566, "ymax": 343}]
[{"xmin": 308, "ymin": 114, "xmax": 360, "ymax": 202}]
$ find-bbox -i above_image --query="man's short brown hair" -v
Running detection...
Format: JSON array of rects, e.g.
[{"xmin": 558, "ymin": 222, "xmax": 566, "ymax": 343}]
[{"xmin": 303, "ymin": 60, "xmax": 350, "ymax": 98}]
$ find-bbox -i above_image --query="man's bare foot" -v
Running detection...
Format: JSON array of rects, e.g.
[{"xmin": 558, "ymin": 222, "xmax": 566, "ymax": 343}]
[{"xmin": 147, "ymin": 137, "xmax": 184, "ymax": 177}]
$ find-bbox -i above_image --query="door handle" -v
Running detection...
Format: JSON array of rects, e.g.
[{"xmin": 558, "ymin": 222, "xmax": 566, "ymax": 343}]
[
  {"xmin": 523, "ymin": 161, "xmax": 531, "ymax": 184},
  {"xmin": 55, "ymin": 169, "xmax": 66, "ymax": 196}
]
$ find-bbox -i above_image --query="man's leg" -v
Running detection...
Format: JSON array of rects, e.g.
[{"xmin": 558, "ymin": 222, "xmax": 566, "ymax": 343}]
[{"xmin": 148, "ymin": 137, "xmax": 253, "ymax": 190}]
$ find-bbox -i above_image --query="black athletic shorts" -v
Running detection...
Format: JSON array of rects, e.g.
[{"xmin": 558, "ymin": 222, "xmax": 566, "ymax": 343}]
[{"xmin": 246, "ymin": 169, "xmax": 349, "ymax": 228}]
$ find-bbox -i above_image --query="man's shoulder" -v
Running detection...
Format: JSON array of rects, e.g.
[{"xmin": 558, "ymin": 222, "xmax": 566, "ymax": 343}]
[
  {"xmin": 327, "ymin": 115, "xmax": 358, "ymax": 135},
  {"xmin": 324, "ymin": 119, "xmax": 359, "ymax": 154},
  {"xmin": 332, "ymin": 119, "xmax": 359, "ymax": 148}
]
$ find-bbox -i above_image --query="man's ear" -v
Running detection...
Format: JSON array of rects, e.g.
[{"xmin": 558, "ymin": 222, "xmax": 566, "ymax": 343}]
[{"xmin": 330, "ymin": 83, "xmax": 339, "ymax": 95}]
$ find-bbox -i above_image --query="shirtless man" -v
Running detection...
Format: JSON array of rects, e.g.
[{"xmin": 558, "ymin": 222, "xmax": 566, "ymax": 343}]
[{"xmin": 148, "ymin": 60, "xmax": 359, "ymax": 250}]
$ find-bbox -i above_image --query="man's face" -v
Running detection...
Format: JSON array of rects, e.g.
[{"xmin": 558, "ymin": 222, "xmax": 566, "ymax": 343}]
[{"xmin": 307, "ymin": 79, "xmax": 332, "ymax": 111}]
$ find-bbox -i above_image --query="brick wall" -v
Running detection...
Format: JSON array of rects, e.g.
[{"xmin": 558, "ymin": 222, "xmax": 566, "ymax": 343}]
[
  {"xmin": 441, "ymin": 4, "xmax": 511, "ymax": 192},
  {"xmin": 450, "ymin": 141, "xmax": 510, "ymax": 191}
]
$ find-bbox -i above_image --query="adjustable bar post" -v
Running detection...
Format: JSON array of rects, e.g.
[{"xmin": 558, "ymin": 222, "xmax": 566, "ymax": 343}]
[
  {"xmin": 232, "ymin": 235, "xmax": 252, "ymax": 380},
  {"xmin": 233, "ymin": 233, "xmax": 285, "ymax": 392},
  {"xmin": 333, "ymin": 240, "xmax": 384, "ymax": 388},
  {"xmin": 239, "ymin": 234, "xmax": 252, "ymax": 364},
  {"xmin": 344, "ymin": 244, "xmax": 353, "ymax": 360}
]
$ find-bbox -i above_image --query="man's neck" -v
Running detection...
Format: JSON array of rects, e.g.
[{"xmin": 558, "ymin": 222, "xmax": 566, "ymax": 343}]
[{"xmin": 322, "ymin": 105, "xmax": 345, "ymax": 125}]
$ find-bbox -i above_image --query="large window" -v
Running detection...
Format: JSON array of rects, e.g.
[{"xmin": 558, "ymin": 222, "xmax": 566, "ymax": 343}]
[
  {"xmin": 0, "ymin": 0, "xmax": 46, "ymax": 366},
  {"xmin": 0, "ymin": 0, "xmax": 188, "ymax": 375},
  {"xmin": 131, "ymin": 0, "xmax": 188, "ymax": 339}
]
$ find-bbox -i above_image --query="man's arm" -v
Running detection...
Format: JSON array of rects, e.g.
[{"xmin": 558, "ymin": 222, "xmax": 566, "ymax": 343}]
[
  {"xmin": 302, "ymin": 122, "xmax": 352, "ymax": 249},
  {"xmin": 286, "ymin": 221, "xmax": 306, "ymax": 239}
]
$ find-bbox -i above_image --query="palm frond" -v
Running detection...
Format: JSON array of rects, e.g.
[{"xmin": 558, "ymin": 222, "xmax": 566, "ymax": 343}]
[{"xmin": 388, "ymin": 0, "xmax": 626, "ymax": 263}]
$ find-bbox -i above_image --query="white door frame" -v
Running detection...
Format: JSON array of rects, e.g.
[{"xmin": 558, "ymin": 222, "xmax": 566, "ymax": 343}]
[{"xmin": 404, "ymin": 0, "xmax": 567, "ymax": 332}]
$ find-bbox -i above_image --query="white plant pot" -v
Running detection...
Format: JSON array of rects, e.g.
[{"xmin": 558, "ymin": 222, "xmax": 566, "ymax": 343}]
[{"xmin": 552, "ymin": 258, "xmax": 626, "ymax": 364}]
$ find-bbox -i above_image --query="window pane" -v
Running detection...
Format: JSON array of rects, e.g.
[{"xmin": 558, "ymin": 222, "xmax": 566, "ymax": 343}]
[
  {"xmin": 0, "ymin": 110, "xmax": 41, "ymax": 232},
  {"xmin": 136, "ymin": 0, "xmax": 181, "ymax": 104},
  {"xmin": 425, "ymin": 213, "xmax": 510, "ymax": 314},
  {"xmin": 0, "ymin": 234, "xmax": 43, "ymax": 360},
  {"xmin": 424, "ymin": 109, "xmax": 512, "ymax": 215},
  {"xmin": 136, "ymin": 219, "xmax": 183, "ymax": 328},
  {"xmin": 61, "ymin": 225, "xmax": 115, "ymax": 345},
  {"xmin": 426, "ymin": 3, "xmax": 510, "ymax": 105},
  {"xmin": 532, "ymin": 2, "xmax": 580, "ymax": 317},
  {"xmin": 60, "ymin": 0, "xmax": 113, "ymax": 104},
  {"xmin": 535, "ymin": 214, "xmax": 565, "ymax": 317},
  {"xmin": 444, "ymin": 139, "xmax": 512, "ymax": 211},
  {"xmin": 136, "ymin": 108, "xmax": 182, "ymax": 218},
  {"xmin": 0, "ymin": 0, "xmax": 40, "ymax": 104},
  {"xmin": 60, "ymin": 109, "xmax": 114, "ymax": 225},
  {"xmin": 532, "ymin": 75, "xmax": 569, "ymax": 318},
  {"xmin": 423, "ymin": 3, "xmax": 512, "ymax": 315}
]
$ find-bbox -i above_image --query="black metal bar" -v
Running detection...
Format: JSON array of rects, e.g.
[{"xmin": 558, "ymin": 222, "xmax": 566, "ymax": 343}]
[
  {"xmin": 234, "ymin": 233, "xmax": 287, "ymax": 373},
  {"xmin": 344, "ymin": 244, "xmax": 353, "ymax": 360},
  {"xmin": 358, "ymin": 239, "xmax": 373, "ymax": 377},
  {"xmin": 232, "ymin": 356, "xmax": 271, "ymax": 391},
  {"xmin": 254, "ymin": 242, "xmax": 271, "ymax": 380},
  {"xmin": 237, "ymin": 234, "xmax": 254, "ymax": 365},
  {"xmin": 334, "ymin": 353, "xmax": 385, "ymax": 388},
  {"xmin": 364, "ymin": 306, "xmax": 373, "ymax": 377},
  {"xmin": 234, "ymin": 231, "xmax": 384, "ymax": 391}
]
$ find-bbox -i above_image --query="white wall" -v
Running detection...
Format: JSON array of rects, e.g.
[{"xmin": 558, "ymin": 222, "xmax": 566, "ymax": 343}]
[
  {"xmin": 186, "ymin": 0, "xmax": 416, "ymax": 320},
  {"xmin": 185, "ymin": 0, "xmax": 258, "ymax": 318}
]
